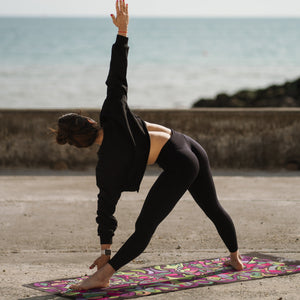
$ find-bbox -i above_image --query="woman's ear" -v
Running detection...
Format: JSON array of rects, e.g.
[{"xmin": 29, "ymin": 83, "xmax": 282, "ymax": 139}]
[{"xmin": 87, "ymin": 118, "xmax": 97, "ymax": 125}]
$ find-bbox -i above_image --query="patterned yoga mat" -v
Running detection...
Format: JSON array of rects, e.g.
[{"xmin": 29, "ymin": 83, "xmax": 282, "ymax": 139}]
[{"xmin": 25, "ymin": 254, "xmax": 300, "ymax": 300}]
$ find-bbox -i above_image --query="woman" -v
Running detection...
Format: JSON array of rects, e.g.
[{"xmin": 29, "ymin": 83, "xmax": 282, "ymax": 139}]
[{"xmin": 54, "ymin": 0, "xmax": 244, "ymax": 291}]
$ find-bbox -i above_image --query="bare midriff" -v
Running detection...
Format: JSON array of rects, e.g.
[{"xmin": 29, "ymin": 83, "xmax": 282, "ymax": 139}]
[{"xmin": 145, "ymin": 121, "xmax": 172, "ymax": 165}]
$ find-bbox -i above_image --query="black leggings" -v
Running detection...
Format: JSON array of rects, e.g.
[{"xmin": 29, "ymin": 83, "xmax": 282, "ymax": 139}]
[{"xmin": 109, "ymin": 130, "xmax": 238, "ymax": 271}]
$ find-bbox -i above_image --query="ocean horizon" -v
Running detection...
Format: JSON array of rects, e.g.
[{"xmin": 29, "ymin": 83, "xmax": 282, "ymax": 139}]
[{"xmin": 1, "ymin": 17, "xmax": 300, "ymax": 109}]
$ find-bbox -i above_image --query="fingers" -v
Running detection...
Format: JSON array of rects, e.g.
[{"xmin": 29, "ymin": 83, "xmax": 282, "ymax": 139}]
[
  {"xmin": 115, "ymin": 0, "xmax": 119, "ymax": 15},
  {"xmin": 90, "ymin": 260, "xmax": 101, "ymax": 270},
  {"xmin": 116, "ymin": 0, "xmax": 122, "ymax": 15},
  {"xmin": 89, "ymin": 263, "xmax": 95, "ymax": 269},
  {"xmin": 116, "ymin": 0, "xmax": 127, "ymax": 14},
  {"xmin": 120, "ymin": 0, "xmax": 125, "ymax": 12},
  {"xmin": 123, "ymin": 1, "xmax": 128, "ymax": 15},
  {"xmin": 89, "ymin": 263, "xmax": 100, "ymax": 270},
  {"xmin": 110, "ymin": 14, "xmax": 116, "ymax": 25}
]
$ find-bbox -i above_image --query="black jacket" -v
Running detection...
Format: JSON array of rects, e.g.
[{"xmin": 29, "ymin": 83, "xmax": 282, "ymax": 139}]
[{"xmin": 96, "ymin": 35, "xmax": 150, "ymax": 244}]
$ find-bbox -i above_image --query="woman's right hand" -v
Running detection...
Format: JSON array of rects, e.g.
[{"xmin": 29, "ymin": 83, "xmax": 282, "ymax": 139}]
[
  {"xmin": 89, "ymin": 255, "xmax": 111, "ymax": 270},
  {"xmin": 110, "ymin": 0, "xmax": 129, "ymax": 36}
]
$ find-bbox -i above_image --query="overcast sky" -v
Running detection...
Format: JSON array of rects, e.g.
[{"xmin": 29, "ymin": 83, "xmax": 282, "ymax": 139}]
[{"xmin": 0, "ymin": 0, "xmax": 300, "ymax": 17}]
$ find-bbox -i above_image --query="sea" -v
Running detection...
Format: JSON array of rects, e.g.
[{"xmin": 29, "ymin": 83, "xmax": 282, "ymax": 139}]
[{"xmin": 1, "ymin": 17, "xmax": 299, "ymax": 109}]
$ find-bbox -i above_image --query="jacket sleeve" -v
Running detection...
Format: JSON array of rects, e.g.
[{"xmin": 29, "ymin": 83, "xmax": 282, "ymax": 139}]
[
  {"xmin": 96, "ymin": 188, "xmax": 122, "ymax": 244},
  {"xmin": 100, "ymin": 35, "xmax": 129, "ymax": 125}
]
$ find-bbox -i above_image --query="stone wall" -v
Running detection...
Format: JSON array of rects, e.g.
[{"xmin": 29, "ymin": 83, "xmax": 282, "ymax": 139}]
[{"xmin": 1, "ymin": 108, "xmax": 300, "ymax": 170}]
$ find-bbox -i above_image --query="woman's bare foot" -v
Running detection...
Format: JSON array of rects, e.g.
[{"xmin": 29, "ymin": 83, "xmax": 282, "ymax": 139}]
[
  {"xmin": 70, "ymin": 272, "xmax": 109, "ymax": 291},
  {"xmin": 224, "ymin": 250, "xmax": 244, "ymax": 271},
  {"xmin": 70, "ymin": 263, "xmax": 115, "ymax": 291}
]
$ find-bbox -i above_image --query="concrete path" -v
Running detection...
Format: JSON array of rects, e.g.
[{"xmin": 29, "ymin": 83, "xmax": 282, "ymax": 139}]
[{"xmin": 0, "ymin": 169, "xmax": 299, "ymax": 299}]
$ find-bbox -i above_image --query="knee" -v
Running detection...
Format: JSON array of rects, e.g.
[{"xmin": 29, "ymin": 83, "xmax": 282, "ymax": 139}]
[{"xmin": 205, "ymin": 206, "xmax": 230, "ymax": 223}]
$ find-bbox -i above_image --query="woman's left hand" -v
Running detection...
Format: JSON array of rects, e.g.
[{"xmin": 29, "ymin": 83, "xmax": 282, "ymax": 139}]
[{"xmin": 89, "ymin": 255, "xmax": 111, "ymax": 270}]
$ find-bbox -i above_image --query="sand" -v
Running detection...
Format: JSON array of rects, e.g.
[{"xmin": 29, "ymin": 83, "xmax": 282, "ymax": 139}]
[{"xmin": 0, "ymin": 168, "xmax": 299, "ymax": 299}]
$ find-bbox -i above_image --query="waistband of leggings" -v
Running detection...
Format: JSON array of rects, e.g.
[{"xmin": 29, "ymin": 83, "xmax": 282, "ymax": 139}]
[{"xmin": 156, "ymin": 129, "xmax": 183, "ymax": 165}]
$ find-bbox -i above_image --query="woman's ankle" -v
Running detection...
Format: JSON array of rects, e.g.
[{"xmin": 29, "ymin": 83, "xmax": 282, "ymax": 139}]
[
  {"xmin": 230, "ymin": 250, "xmax": 240, "ymax": 259},
  {"xmin": 96, "ymin": 263, "xmax": 115, "ymax": 280}
]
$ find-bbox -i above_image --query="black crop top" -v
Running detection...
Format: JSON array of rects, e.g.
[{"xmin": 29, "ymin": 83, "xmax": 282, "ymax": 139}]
[{"xmin": 96, "ymin": 35, "xmax": 150, "ymax": 244}]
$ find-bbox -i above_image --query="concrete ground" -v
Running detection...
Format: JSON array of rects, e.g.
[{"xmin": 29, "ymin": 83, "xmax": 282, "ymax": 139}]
[{"xmin": 0, "ymin": 168, "xmax": 299, "ymax": 300}]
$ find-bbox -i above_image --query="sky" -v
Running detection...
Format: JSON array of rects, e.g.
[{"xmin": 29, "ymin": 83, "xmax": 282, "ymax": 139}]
[{"xmin": 0, "ymin": 0, "xmax": 300, "ymax": 17}]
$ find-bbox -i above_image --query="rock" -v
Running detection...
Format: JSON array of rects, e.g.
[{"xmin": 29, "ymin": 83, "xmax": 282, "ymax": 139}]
[
  {"xmin": 215, "ymin": 93, "xmax": 230, "ymax": 106},
  {"xmin": 192, "ymin": 77, "xmax": 300, "ymax": 108},
  {"xmin": 282, "ymin": 96, "xmax": 297, "ymax": 107}
]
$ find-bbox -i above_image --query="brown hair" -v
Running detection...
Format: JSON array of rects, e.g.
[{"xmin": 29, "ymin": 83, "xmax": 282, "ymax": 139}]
[{"xmin": 53, "ymin": 113, "xmax": 100, "ymax": 148}]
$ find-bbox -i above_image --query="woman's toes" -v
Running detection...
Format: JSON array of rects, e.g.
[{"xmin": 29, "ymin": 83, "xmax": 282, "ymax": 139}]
[
  {"xmin": 69, "ymin": 284, "xmax": 83, "ymax": 290},
  {"xmin": 223, "ymin": 258, "xmax": 244, "ymax": 271},
  {"xmin": 224, "ymin": 259, "xmax": 231, "ymax": 266}
]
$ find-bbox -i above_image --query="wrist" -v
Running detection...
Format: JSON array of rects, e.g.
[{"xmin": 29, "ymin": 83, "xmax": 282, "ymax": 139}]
[
  {"xmin": 118, "ymin": 28, "xmax": 128, "ymax": 37},
  {"xmin": 101, "ymin": 244, "xmax": 111, "ymax": 249},
  {"xmin": 101, "ymin": 249, "xmax": 112, "ymax": 256}
]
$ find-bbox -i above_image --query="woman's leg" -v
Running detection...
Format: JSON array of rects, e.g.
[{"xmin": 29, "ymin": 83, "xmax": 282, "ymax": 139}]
[
  {"xmin": 70, "ymin": 167, "xmax": 199, "ymax": 291},
  {"xmin": 71, "ymin": 131, "xmax": 199, "ymax": 290},
  {"xmin": 109, "ymin": 163, "xmax": 199, "ymax": 270},
  {"xmin": 184, "ymin": 135, "xmax": 243, "ymax": 270},
  {"xmin": 108, "ymin": 131, "xmax": 200, "ymax": 271},
  {"xmin": 70, "ymin": 166, "xmax": 196, "ymax": 291}
]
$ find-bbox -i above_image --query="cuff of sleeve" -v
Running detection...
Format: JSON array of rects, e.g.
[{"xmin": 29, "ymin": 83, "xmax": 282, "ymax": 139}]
[
  {"xmin": 100, "ymin": 236, "xmax": 113, "ymax": 245},
  {"xmin": 116, "ymin": 34, "xmax": 128, "ymax": 45}
]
